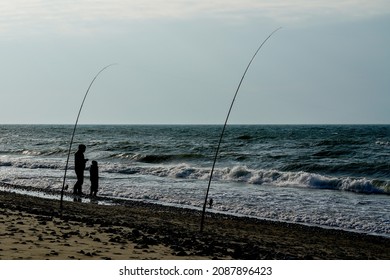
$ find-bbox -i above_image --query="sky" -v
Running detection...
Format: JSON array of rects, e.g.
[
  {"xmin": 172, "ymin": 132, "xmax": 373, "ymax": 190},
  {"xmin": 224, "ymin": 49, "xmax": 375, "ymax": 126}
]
[{"xmin": 1, "ymin": 0, "xmax": 390, "ymax": 124}]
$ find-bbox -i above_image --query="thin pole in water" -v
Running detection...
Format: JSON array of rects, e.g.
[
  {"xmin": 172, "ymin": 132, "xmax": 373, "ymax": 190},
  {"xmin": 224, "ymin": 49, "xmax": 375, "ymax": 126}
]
[
  {"xmin": 200, "ymin": 28, "xmax": 281, "ymax": 232},
  {"xmin": 60, "ymin": 64, "xmax": 116, "ymax": 214}
]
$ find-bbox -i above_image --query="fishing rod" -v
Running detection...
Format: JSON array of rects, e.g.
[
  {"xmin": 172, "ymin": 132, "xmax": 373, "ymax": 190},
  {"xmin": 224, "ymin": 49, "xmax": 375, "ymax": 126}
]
[
  {"xmin": 200, "ymin": 28, "xmax": 281, "ymax": 232},
  {"xmin": 60, "ymin": 64, "xmax": 116, "ymax": 213}
]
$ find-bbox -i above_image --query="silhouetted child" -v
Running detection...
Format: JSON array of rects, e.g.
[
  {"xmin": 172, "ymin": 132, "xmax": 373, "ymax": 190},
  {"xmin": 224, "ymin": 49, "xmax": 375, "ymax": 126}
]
[{"xmin": 89, "ymin": 160, "xmax": 99, "ymax": 197}]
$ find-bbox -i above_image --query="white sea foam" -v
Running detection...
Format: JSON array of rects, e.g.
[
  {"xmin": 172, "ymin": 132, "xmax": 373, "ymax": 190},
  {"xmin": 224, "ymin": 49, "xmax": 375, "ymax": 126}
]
[{"xmin": 107, "ymin": 163, "xmax": 390, "ymax": 195}]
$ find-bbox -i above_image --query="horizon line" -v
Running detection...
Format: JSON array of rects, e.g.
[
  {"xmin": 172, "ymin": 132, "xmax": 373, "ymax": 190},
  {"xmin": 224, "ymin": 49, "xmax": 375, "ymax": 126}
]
[{"xmin": 0, "ymin": 123, "xmax": 389, "ymax": 126}]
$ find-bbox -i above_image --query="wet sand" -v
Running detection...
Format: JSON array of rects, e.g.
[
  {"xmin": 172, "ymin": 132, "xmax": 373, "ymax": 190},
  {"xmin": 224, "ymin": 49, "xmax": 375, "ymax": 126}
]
[{"xmin": 0, "ymin": 190, "xmax": 389, "ymax": 260}]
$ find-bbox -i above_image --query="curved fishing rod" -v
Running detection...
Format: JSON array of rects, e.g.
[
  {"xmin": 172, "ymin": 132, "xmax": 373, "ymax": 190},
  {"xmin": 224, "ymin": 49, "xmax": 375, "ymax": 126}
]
[
  {"xmin": 60, "ymin": 64, "xmax": 116, "ymax": 213},
  {"xmin": 200, "ymin": 28, "xmax": 281, "ymax": 232}
]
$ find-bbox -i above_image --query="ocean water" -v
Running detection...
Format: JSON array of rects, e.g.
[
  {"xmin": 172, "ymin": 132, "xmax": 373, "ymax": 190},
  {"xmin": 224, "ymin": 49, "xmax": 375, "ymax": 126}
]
[{"xmin": 0, "ymin": 124, "xmax": 389, "ymax": 236}]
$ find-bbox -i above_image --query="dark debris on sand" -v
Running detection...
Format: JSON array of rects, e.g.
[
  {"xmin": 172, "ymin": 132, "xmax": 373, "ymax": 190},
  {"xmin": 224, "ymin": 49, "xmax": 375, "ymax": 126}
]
[{"xmin": 1, "ymin": 190, "xmax": 389, "ymax": 260}]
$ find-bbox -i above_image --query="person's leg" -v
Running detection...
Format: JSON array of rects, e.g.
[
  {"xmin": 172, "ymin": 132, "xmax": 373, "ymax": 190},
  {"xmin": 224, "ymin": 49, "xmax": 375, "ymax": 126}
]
[{"xmin": 75, "ymin": 171, "xmax": 84, "ymax": 194}]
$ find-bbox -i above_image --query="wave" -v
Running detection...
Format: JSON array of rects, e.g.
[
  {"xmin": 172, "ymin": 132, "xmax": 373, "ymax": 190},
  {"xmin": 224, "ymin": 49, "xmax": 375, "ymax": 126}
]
[
  {"xmin": 281, "ymin": 161, "xmax": 390, "ymax": 178},
  {"xmin": 136, "ymin": 154, "xmax": 176, "ymax": 163},
  {"xmin": 376, "ymin": 140, "xmax": 390, "ymax": 146},
  {"xmin": 17, "ymin": 162, "xmax": 63, "ymax": 170},
  {"xmin": 111, "ymin": 152, "xmax": 206, "ymax": 163},
  {"xmin": 313, "ymin": 149, "xmax": 353, "ymax": 157},
  {"xmin": 316, "ymin": 139, "xmax": 365, "ymax": 146},
  {"xmin": 232, "ymin": 166, "xmax": 390, "ymax": 194},
  {"xmin": 104, "ymin": 163, "xmax": 390, "ymax": 195},
  {"xmin": 0, "ymin": 161, "xmax": 12, "ymax": 167},
  {"xmin": 1, "ymin": 148, "xmax": 67, "ymax": 157},
  {"xmin": 228, "ymin": 166, "xmax": 389, "ymax": 194},
  {"xmin": 0, "ymin": 158, "xmax": 64, "ymax": 170}
]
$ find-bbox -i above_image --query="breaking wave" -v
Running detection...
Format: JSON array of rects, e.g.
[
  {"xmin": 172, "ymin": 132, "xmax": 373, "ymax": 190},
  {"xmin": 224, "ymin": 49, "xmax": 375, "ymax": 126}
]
[{"xmin": 105, "ymin": 163, "xmax": 390, "ymax": 195}]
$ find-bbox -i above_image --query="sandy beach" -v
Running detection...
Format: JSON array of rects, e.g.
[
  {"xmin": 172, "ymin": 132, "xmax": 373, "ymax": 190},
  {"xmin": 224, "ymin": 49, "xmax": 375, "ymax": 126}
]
[{"xmin": 0, "ymin": 189, "xmax": 389, "ymax": 260}]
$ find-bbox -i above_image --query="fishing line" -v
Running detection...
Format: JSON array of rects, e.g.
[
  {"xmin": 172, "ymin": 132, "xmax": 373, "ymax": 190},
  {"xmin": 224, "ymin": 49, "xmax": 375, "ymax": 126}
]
[
  {"xmin": 60, "ymin": 64, "xmax": 117, "ymax": 213},
  {"xmin": 200, "ymin": 28, "xmax": 281, "ymax": 232}
]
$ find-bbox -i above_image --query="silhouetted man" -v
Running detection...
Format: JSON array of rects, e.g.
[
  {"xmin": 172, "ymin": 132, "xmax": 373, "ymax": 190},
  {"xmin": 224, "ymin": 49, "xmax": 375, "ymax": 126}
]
[{"xmin": 74, "ymin": 144, "xmax": 88, "ymax": 195}]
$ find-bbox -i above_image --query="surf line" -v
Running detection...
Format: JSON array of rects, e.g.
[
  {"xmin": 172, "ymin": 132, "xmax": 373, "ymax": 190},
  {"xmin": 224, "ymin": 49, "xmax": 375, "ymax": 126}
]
[
  {"xmin": 200, "ymin": 28, "xmax": 281, "ymax": 232},
  {"xmin": 60, "ymin": 64, "xmax": 117, "ymax": 213}
]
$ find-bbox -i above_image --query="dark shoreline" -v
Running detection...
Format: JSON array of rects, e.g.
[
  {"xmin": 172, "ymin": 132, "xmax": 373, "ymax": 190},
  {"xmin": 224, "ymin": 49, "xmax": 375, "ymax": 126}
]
[
  {"xmin": 1, "ymin": 186, "xmax": 389, "ymax": 259},
  {"xmin": 1, "ymin": 182, "xmax": 389, "ymax": 238}
]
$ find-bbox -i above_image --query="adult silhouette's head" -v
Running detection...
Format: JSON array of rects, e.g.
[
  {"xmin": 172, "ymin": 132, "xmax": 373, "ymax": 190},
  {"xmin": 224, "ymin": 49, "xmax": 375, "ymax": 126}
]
[{"xmin": 78, "ymin": 144, "xmax": 86, "ymax": 152}]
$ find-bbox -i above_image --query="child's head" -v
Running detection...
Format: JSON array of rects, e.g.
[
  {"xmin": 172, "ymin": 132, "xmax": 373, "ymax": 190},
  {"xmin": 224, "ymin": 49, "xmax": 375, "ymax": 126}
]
[{"xmin": 92, "ymin": 160, "xmax": 97, "ymax": 166}]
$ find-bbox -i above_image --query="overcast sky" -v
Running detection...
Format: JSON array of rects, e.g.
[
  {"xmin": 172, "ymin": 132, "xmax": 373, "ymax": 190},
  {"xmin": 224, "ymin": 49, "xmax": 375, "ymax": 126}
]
[{"xmin": 1, "ymin": 0, "xmax": 389, "ymax": 124}]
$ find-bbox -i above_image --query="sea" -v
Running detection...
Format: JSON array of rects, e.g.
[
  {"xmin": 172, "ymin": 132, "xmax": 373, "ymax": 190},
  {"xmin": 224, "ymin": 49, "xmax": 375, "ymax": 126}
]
[{"xmin": 0, "ymin": 124, "xmax": 389, "ymax": 237}]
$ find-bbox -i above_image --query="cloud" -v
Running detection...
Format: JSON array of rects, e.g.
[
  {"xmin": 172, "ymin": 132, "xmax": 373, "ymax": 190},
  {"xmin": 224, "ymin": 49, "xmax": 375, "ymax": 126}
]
[{"xmin": 1, "ymin": 0, "xmax": 389, "ymax": 37}]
